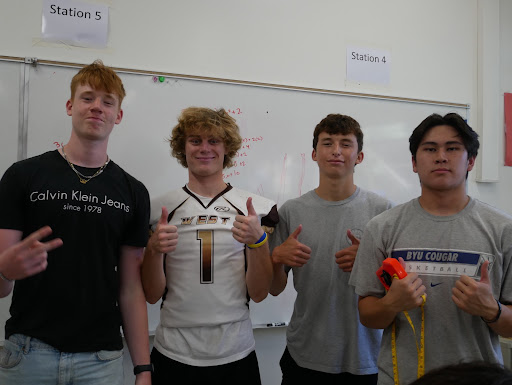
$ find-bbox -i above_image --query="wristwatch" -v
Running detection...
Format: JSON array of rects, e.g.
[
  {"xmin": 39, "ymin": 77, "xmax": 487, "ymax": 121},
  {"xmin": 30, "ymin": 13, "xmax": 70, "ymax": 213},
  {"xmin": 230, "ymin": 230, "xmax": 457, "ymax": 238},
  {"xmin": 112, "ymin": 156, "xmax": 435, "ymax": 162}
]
[{"xmin": 133, "ymin": 364, "xmax": 153, "ymax": 375}]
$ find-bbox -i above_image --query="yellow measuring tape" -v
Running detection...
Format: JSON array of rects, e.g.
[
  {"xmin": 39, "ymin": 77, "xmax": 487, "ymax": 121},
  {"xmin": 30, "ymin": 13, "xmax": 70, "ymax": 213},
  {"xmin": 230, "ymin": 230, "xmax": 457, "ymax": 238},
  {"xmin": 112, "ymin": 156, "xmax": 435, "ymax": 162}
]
[{"xmin": 390, "ymin": 287, "xmax": 425, "ymax": 384}]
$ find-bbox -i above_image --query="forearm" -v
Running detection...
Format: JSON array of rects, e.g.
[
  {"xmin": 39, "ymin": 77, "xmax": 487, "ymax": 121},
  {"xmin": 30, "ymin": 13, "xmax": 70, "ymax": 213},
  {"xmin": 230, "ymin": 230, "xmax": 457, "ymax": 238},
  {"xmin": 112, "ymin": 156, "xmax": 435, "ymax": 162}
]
[
  {"xmin": 485, "ymin": 303, "xmax": 512, "ymax": 338},
  {"xmin": 119, "ymin": 246, "xmax": 152, "ymax": 385},
  {"xmin": 0, "ymin": 253, "xmax": 14, "ymax": 298},
  {"xmin": 358, "ymin": 295, "xmax": 400, "ymax": 329},
  {"xmin": 0, "ymin": 230, "xmax": 22, "ymax": 297},
  {"xmin": 246, "ymin": 243, "xmax": 273, "ymax": 303},
  {"xmin": 120, "ymin": 286, "xmax": 150, "ymax": 361},
  {"xmin": 141, "ymin": 247, "xmax": 166, "ymax": 304},
  {"xmin": 269, "ymin": 262, "xmax": 287, "ymax": 296},
  {"xmin": 0, "ymin": 277, "xmax": 13, "ymax": 298},
  {"xmin": 119, "ymin": 285, "xmax": 151, "ymax": 384}
]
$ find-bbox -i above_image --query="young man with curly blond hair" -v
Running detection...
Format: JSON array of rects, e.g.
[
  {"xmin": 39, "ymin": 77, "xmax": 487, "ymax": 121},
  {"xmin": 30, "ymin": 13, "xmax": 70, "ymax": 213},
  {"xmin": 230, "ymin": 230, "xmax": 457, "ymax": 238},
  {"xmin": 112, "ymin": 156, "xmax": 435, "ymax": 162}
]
[{"xmin": 142, "ymin": 107, "xmax": 278, "ymax": 385}]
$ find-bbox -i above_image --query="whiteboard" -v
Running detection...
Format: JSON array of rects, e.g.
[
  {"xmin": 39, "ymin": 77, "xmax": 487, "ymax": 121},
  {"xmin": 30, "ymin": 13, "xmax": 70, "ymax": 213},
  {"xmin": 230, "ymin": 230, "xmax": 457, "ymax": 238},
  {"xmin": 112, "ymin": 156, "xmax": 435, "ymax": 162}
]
[
  {"xmin": 0, "ymin": 61, "xmax": 21, "ymax": 336},
  {"xmin": 0, "ymin": 61, "xmax": 21, "ymax": 181},
  {"xmin": 1, "ymin": 61, "xmax": 468, "ymax": 336}
]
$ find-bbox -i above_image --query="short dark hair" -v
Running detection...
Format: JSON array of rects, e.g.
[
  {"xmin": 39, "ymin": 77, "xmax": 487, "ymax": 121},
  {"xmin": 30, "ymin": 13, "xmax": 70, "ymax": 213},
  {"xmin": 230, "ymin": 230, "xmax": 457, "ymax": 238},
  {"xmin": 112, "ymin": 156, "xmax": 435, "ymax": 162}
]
[
  {"xmin": 313, "ymin": 114, "xmax": 363, "ymax": 152},
  {"xmin": 409, "ymin": 361, "xmax": 512, "ymax": 385},
  {"xmin": 409, "ymin": 113, "xmax": 479, "ymax": 161}
]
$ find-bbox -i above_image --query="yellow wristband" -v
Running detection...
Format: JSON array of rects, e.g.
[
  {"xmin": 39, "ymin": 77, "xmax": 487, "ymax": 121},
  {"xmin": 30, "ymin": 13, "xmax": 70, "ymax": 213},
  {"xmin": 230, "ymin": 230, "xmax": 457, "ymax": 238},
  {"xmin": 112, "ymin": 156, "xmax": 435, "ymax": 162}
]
[{"xmin": 247, "ymin": 232, "xmax": 268, "ymax": 249}]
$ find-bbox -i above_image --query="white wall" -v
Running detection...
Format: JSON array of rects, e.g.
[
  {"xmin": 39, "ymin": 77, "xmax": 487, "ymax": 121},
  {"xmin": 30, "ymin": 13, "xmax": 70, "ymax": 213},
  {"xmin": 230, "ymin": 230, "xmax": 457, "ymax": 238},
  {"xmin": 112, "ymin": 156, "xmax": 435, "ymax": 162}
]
[
  {"xmin": 2, "ymin": 1, "xmax": 512, "ymax": 384},
  {"xmin": 470, "ymin": 0, "xmax": 512, "ymax": 213},
  {"xmin": 1, "ymin": 0, "xmax": 476, "ymax": 104}
]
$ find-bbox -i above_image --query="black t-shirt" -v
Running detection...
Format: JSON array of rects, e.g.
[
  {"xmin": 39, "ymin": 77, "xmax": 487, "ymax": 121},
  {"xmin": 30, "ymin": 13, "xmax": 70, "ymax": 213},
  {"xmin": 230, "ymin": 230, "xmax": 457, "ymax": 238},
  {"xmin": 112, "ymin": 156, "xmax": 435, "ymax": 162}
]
[{"xmin": 0, "ymin": 150, "xmax": 150, "ymax": 352}]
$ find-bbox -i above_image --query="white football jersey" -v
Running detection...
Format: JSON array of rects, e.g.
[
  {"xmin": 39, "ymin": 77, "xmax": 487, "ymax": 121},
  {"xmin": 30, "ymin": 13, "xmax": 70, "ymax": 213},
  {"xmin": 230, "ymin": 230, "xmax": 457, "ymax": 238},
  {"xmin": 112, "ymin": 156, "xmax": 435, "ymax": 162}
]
[{"xmin": 150, "ymin": 184, "xmax": 278, "ymax": 328}]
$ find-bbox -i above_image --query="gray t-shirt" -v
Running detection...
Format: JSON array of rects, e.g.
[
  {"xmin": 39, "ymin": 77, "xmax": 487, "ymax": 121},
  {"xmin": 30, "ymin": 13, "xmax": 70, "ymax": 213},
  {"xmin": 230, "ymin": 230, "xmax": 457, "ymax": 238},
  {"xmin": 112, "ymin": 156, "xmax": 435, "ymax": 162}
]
[
  {"xmin": 350, "ymin": 197, "xmax": 512, "ymax": 385},
  {"xmin": 270, "ymin": 187, "xmax": 393, "ymax": 374}
]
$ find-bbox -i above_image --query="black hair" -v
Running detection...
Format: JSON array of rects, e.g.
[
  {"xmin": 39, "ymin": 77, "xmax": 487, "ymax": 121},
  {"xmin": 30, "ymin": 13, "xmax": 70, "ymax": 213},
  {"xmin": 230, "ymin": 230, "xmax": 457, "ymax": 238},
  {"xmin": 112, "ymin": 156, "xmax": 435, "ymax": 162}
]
[
  {"xmin": 409, "ymin": 361, "xmax": 512, "ymax": 385},
  {"xmin": 409, "ymin": 113, "xmax": 479, "ymax": 161}
]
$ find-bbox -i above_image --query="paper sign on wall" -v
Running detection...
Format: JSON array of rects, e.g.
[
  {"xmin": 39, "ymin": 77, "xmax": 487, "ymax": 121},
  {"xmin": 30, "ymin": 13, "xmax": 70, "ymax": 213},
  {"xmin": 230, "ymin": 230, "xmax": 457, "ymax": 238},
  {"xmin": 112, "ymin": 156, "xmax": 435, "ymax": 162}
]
[
  {"xmin": 505, "ymin": 93, "xmax": 512, "ymax": 166},
  {"xmin": 347, "ymin": 46, "xmax": 391, "ymax": 85},
  {"xmin": 42, "ymin": 0, "xmax": 109, "ymax": 48}
]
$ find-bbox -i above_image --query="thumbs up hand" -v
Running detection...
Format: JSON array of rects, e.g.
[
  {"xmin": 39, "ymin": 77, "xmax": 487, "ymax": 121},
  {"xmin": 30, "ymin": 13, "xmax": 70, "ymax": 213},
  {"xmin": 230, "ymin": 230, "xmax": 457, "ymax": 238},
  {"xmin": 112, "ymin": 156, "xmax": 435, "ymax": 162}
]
[
  {"xmin": 271, "ymin": 225, "xmax": 312, "ymax": 267},
  {"xmin": 335, "ymin": 229, "xmax": 361, "ymax": 272},
  {"xmin": 147, "ymin": 207, "xmax": 178, "ymax": 254},
  {"xmin": 452, "ymin": 261, "xmax": 498, "ymax": 319},
  {"xmin": 232, "ymin": 197, "xmax": 265, "ymax": 245}
]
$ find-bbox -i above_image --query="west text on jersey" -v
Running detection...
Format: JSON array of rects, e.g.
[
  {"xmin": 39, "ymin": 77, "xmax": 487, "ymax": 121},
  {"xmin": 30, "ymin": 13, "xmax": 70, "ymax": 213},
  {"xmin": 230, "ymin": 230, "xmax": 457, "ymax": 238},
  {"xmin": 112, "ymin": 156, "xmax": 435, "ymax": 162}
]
[{"xmin": 181, "ymin": 215, "xmax": 230, "ymax": 225}]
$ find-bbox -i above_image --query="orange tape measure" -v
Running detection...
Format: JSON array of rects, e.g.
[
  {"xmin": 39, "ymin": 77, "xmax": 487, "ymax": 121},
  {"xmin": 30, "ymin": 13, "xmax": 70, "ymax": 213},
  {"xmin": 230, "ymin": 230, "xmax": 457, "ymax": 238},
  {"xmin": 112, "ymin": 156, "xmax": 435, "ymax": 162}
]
[{"xmin": 377, "ymin": 258, "xmax": 425, "ymax": 385}]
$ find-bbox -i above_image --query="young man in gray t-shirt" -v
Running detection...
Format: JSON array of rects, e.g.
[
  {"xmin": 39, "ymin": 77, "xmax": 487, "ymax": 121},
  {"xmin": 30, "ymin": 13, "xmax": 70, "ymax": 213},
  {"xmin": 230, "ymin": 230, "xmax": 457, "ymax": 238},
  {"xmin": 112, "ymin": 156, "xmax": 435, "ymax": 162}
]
[
  {"xmin": 270, "ymin": 114, "xmax": 392, "ymax": 385},
  {"xmin": 350, "ymin": 113, "xmax": 512, "ymax": 385}
]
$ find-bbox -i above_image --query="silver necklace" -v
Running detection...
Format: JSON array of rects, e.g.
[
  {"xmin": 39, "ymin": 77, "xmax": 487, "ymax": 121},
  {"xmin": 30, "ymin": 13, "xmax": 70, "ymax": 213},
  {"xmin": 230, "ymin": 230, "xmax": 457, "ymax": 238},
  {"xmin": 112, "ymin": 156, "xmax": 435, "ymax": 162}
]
[{"xmin": 61, "ymin": 146, "xmax": 110, "ymax": 184}]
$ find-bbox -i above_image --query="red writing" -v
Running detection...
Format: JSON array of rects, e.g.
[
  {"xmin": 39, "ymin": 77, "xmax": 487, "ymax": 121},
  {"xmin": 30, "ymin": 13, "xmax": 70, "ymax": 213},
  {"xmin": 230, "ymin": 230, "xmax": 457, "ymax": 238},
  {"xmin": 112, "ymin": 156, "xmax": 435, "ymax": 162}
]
[
  {"xmin": 222, "ymin": 169, "xmax": 240, "ymax": 179},
  {"xmin": 242, "ymin": 136, "xmax": 263, "ymax": 143}
]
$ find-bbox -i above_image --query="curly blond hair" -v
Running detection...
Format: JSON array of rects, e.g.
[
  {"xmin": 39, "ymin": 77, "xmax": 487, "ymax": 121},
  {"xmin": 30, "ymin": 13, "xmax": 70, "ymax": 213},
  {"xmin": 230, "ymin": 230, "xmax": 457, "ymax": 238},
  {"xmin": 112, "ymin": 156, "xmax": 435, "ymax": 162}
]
[{"xmin": 169, "ymin": 107, "xmax": 242, "ymax": 168}]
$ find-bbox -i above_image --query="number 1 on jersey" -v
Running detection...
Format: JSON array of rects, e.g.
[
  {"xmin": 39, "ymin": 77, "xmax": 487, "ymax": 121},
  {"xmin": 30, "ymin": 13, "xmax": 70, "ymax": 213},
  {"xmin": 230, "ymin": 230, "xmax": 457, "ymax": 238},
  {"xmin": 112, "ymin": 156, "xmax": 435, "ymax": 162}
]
[{"xmin": 197, "ymin": 230, "xmax": 213, "ymax": 283}]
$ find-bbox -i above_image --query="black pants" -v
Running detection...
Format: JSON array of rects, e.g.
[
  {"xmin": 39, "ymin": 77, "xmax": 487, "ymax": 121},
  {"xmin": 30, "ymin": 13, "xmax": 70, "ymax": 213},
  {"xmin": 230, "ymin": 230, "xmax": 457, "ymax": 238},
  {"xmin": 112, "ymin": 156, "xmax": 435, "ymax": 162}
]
[
  {"xmin": 280, "ymin": 347, "xmax": 378, "ymax": 385},
  {"xmin": 151, "ymin": 347, "xmax": 262, "ymax": 385}
]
